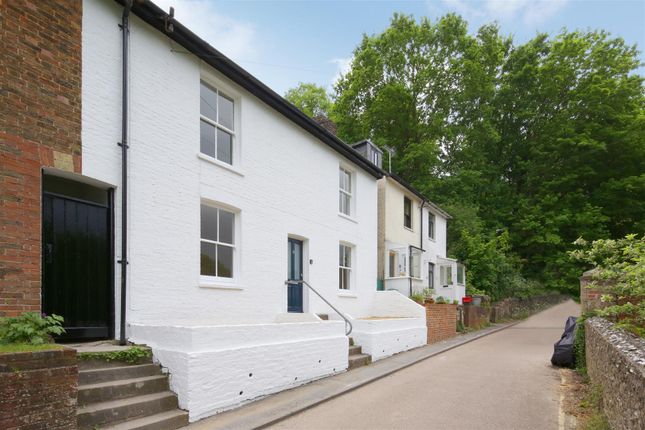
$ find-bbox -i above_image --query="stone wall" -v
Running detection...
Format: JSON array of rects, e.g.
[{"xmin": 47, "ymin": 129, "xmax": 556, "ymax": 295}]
[
  {"xmin": 0, "ymin": 0, "xmax": 83, "ymax": 317},
  {"xmin": 425, "ymin": 303, "xmax": 457, "ymax": 344},
  {"xmin": 489, "ymin": 294, "xmax": 568, "ymax": 323},
  {"xmin": 463, "ymin": 305, "xmax": 489, "ymax": 328},
  {"xmin": 585, "ymin": 317, "xmax": 645, "ymax": 430},
  {"xmin": 0, "ymin": 347, "xmax": 78, "ymax": 429}
]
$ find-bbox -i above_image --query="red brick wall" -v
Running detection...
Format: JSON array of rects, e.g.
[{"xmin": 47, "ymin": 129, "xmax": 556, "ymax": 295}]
[
  {"xmin": 425, "ymin": 303, "xmax": 457, "ymax": 344},
  {"xmin": 0, "ymin": 347, "xmax": 78, "ymax": 429},
  {"xmin": 0, "ymin": 0, "xmax": 82, "ymax": 316}
]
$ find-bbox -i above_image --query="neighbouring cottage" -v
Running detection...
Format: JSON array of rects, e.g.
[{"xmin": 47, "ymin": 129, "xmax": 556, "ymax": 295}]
[
  {"xmin": 352, "ymin": 140, "xmax": 466, "ymax": 304},
  {"xmin": 2, "ymin": 0, "xmax": 428, "ymax": 423}
]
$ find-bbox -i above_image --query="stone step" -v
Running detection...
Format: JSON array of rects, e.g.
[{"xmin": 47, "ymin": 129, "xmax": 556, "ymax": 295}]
[
  {"xmin": 348, "ymin": 353, "xmax": 371, "ymax": 370},
  {"xmin": 77, "ymin": 391, "xmax": 179, "ymax": 429},
  {"xmin": 102, "ymin": 409, "xmax": 189, "ymax": 430},
  {"xmin": 79, "ymin": 356, "xmax": 153, "ymax": 371},
  {"xmin": 348, "ymin": 345, "xmax": 362, "ymax": 355},
  {"xmin": 79, "ymin": 363, "xmax": 161, "ymax": 385},
  {"xmin": 78, "ymin": 375, "xmax": 169, "ymax": 406}
]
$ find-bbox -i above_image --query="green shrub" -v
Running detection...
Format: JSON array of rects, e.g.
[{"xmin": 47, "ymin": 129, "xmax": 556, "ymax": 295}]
[
  {"xmin": 410, "ymin": 292, "xmax": 425, "ymax": 304},
  {"xmin": 435, "ymin": 296, "xmax": 447, "ymax": 304},
  {"xmin": 574, "ymin": 317, "xmax": 588, "ymax": 375},
  {"xmin": 0, "ymin": 313, "xmax": 65, "ymax": 345}
]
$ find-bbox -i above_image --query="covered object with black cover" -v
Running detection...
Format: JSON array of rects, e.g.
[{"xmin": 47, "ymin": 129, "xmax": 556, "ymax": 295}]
[{"xmin": 551, "ymin": 316, "xmax": 578, "ymax": 367}]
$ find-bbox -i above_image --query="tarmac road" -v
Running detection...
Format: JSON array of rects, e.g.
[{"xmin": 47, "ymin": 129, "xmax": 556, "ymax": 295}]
[{"xmin": 269, "ymin": 300, "xmax": 581, "ymax": 430}]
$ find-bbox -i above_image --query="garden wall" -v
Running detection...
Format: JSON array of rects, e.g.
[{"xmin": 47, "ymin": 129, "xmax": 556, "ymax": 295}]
[
  {"xmin": 579, "ymin": 269, "xmax": 611, "ymax": 313},
  {"xmin": 425, "ymin": 303, "xmax": 457, "ymax": 344},
  {"xmin": 489, "ymin": 294, "xmax": 568, "ymax": 322},
  {"xmin": 585, "ymin": 317, "xmax": 645, "ymax": 430},
  {"xmin": 462, "ymin": 305, "xmax": 489, "ymax": 328},
  {"xmin": 0, "ymin": 347, "xmax": 78, "ymax": 429}
]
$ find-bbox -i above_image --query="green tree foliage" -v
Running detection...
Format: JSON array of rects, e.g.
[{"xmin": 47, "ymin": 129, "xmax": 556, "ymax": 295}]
[
  {"xmin": 571, "ymin": 235, "xmax": 645, "ymax": 337},
  {"xmin": 284, "ymin": 82, "xmax": 333, "ymax": 118},
  {"xmin": 333, "ymin": 14, "xmax": 645, "ymax": 296}
]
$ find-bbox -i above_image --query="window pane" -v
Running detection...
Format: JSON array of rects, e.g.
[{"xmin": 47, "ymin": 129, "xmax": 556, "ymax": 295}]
[
  {"xmin": 200, "ymin": 204, "xmax": 218, "ymax": 241},
  {"xmin": 218, "ymin": 209, "xmax": 234, "ymax": 244},
  {"xmin": 200, "ymin": 241, "xmax": 217, "ymax": 276},
  {"xmin": 389, "ymin": 252, "xmax": 396, "ymax": 277},
  {"xmin": 339, "ymin": 268, "xmax": 350, "ymax": 290},
  {"xmin": 428, "ymin": 263, "xmax": 434, "ymax": 288},
  {"xmin": 447, "ymin": 267, "xmax": 453, "ymax": 284},
  {"xmin": 200, "ymin": 120, "xmax": 216, "ymax": 158},
  {"xmin": 200, "ymin": 82, "xmax": 217, "ymax": 120},
  {"xmin": 217, "ymin": 128, "xmax": 232, "ymax": 164},
  {"xmin": 218, "ymin": 93, "xmax": 234, "ymax": 130},
  {"xmin": 340, "ymin": 193, "xmax": 350, "ymax": 216},
  {"xmin": 217, "ymin": 245, "xmax": 233, "ymax": 278}
]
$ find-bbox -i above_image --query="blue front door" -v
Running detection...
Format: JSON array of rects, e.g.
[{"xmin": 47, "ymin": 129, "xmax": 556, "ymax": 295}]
[{"xmin": 287, "ymin": 238, "xmax": 303, "ymax": 312}]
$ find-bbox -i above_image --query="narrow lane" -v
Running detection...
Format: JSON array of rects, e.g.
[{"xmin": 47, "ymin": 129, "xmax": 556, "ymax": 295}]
[{"xmin": 270, "ymin": 300, "xmax": 580, "ymax": 430}]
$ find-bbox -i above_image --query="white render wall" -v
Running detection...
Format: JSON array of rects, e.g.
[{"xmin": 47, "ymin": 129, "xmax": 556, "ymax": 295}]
[
  {"xmin": 82, "ymin": 0, "xmax": 379, "ymax": 329},
  {"xmin": 129, "ymin": 320, "xmax": 348, "ymax": 421}
]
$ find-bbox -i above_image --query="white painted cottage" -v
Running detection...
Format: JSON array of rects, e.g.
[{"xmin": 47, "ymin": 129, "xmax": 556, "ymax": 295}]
[
  {"xmin": 71, "ymin": 0, "xmax": 426, "ymax": 421},
  {"xmin": 353, "ymin": 140, "xmax": 466, "ymax": 304}
]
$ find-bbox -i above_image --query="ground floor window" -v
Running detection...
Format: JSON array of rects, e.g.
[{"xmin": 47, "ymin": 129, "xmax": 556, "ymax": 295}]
[
  {"xmin": 440, "ymin": 265, "xmax": 453, "ymax": 287},
  {"xmin": 388, "ymin": 248, "xmax": 407, "ymax": 277},
  {"xmin": 457, "ymin": 264, "xmax": 465, "ymax": 285},
  {"xmin": 200, "ymin": 204, "xmax": 235, "ymax": 279},
  {"xmin": 428, "ymin": 262, "xmax": 435, "ymax": 289},
  {"xmin": 409, "ymin": 247, "xmax": 422, "ymax": 279},
  {"xmin": 339, "ymin": 243, "xmax": 352, "ymax": 290}
]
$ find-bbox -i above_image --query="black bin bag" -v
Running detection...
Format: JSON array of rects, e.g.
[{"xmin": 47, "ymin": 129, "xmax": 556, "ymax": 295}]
[{"xmin": 551, "ymin": 316, "xmax": 578, "ymax": 367}]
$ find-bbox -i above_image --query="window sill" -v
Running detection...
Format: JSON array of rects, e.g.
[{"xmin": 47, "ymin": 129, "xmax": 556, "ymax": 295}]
[
  {"xmin": 404, "ymin": 226, "xmax": 414, "ymax": 232},
  {"xmin": 338, "ymin": 213, "xmax": 358, "ymax": 223},
  {"xmin": 198, "ymin": 153, "xmax": 245, "ymax": 176},
  {"xmin": 427, "ymin": 237, "xmax": 436, "ymax": 242},
  {"xmin": 338, "ymin": 291, "xmax": 357, "ymax": 298},
  {"xmin": 199, "ymin": 280, "xmax": 242, "ymax": 290}
]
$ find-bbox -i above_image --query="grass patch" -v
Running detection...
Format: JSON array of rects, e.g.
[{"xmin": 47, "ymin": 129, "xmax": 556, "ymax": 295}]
[
  {"xmin": 77, "ymin": 346, "xmax": 151, "ymax": 364},
  {"xmin": 0, "ymin": 343, "xmax": 64, "ymax": 354},
  {"xmin": 580, "ymin": 384, "xmax": 610, "ymax": 430}
]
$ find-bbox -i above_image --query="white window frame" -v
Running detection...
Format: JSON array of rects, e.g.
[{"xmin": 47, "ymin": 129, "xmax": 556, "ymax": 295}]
[
  {"xmin": 339, "ymin": 243, "xmax": 353, "ymax": 290},
  {"xmin": 199, "ymin": 76, "xmax": 242, "ymax": 170},
  {"xmin": 404, "ymin": 196, "xmax": 412, "ymax": 230},
  {"xmin": 199, "ymin": 202, "xmax": 237, "ymax": 287},
  {"xmin": 409, "ymin": 246, "xmax": 422, "ymax": 279},
  {"xmin": 428, "ymin": 211, "xmax": 435, "ymax": 240},
  {"xmin": 440, "ymin": 265, "xmax": 453, "ymax": 287},
  {"xmin": 339, "ymin": 167, "xmax": 354, "ymax": 217},
  {"xmin": 457, "ymin": 264, "xmax": 465, "ymax": 285},
  {"xmin": 387, "ymin": 247, "xmax": 408, "ymax": 278}
]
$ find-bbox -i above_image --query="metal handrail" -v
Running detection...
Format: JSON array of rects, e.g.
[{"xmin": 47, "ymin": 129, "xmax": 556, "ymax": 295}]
[{"xmin": 285, "ymin": 280, "xmax": 353, "ymax": 336}]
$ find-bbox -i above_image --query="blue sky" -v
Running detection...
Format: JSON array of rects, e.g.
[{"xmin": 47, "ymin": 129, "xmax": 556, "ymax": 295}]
[{"xmin": 153, "ymin": 0, "xmax": 645, "ymax": 95}]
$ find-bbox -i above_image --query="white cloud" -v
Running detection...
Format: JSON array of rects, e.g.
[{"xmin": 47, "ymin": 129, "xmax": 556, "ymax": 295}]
[
  {"xmin": 329, "ymin": 56, "xmax": 353, "ymax": 89},
  {"xmin": 152, "ymin": 0, "xmax": 257, "ymax": 62},
  {"xmin": 438, "ymin": 0, "xmax": 569, "ymax": 26}
]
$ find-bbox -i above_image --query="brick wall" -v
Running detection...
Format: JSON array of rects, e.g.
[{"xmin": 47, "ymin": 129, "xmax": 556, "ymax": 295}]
[
  {"xmin": 585, "ymin": 318, "xmax": 645, "ymax": 430},
  {"xmin": 0, "ymin": 347, "xmax": 78, "ymax": 429},
  {"xmin": 580, "ymin": 271, "xmax": 610, "ymax": 313},
  {"xmin": 0, "ymin": 0, "xmax": 82, "ymax": 316},
  {"xmin": 425, "ymin": 303, "xmax": 457, "ymax": 344}
]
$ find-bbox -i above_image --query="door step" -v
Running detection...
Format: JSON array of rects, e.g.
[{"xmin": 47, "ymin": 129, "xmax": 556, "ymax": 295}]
[
  {"xmin": 347, "ymin": 338, "xmax": 371, "ymax": 370},
  {"xmin": 77, "ymin": 352, "xmax": 188, "ymax": 430}
]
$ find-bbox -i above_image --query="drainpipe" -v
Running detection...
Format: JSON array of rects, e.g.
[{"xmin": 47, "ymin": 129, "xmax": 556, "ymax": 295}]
[{"xmin": 118, "ymin": 0, "xmax": 132, "ymax": 346}]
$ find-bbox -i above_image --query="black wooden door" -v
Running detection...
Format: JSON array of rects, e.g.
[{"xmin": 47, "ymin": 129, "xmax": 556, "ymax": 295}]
[
  {"xmin": 42, "ymin": 192, "xmax": 112, "ymax": 340},
  {"xmin": 287, "ymin": 238, "xmax": 303, "ymax": 313}
]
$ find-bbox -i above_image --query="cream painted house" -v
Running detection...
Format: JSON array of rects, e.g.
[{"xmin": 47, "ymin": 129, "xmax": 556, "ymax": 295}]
[{"xmin": 353, "ymin": 140, "xmax": 466, "ymax": 304}]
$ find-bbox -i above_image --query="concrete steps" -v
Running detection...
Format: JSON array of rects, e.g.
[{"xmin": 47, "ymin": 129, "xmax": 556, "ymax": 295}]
[
  {"xmin": 348, "ymin": 338, "xmax": 371, "ymax": 370},
  {"xmin": 77, "ymin": 356, "xmax": 188, "ymax": 430}
]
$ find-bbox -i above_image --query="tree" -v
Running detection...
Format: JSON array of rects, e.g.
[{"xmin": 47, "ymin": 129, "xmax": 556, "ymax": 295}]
[
  {"xmin": 284, "ymin": 83, "xmax": 332, "ymax": 118},
  {"xmin": 334, "ymin": 13, "xmax": 645, "ymax": 296}
]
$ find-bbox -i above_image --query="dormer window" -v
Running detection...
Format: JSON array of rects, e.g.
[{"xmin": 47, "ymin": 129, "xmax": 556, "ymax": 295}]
[{"xmin": 200, "ymin": 81, "xmax": 234, "ymax": 165}]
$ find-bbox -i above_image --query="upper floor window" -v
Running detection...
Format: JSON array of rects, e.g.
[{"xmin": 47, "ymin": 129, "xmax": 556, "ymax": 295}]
[
  {"xmin": 339, "ymin": 167, "xmax": 352, "ymax": 216},
  {"xmin": 200, "ymin": 204, "xmax": 235, "ymax": 279},
  {"xmin": 339, "ymin": 243, "xmax": 353, "ymax": 290},
  {"xmin": 404, "ymin": 197, "xmax": 412, "ymax": 229},
  {"xmin": 200, "ymin": 81, "xmax": 234, "ymax": 165},
  {"xmin": 428, "ymin": 212, "xmax": 435, "ymax": 239}
]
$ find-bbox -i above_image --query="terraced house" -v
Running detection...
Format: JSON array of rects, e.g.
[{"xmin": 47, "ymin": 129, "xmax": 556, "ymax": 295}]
[{"xmin": 2, "ymin": 0, "xmax": 428, "ymax": 425}]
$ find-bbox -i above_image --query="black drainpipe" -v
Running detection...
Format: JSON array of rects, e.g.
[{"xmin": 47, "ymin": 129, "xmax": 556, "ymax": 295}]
[{"xmin": 118, "ymin": 0, "xmax": 132, "ymax": 345}]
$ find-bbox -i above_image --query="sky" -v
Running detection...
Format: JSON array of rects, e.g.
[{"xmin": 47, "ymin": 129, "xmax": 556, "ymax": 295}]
[{"xmin": 152, "ymin": 0, "xmax": 645, "ymax": 95}]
